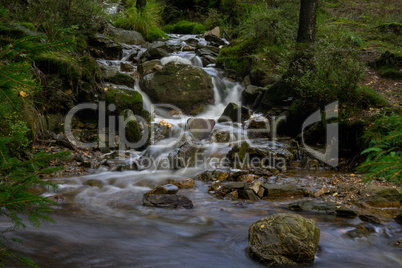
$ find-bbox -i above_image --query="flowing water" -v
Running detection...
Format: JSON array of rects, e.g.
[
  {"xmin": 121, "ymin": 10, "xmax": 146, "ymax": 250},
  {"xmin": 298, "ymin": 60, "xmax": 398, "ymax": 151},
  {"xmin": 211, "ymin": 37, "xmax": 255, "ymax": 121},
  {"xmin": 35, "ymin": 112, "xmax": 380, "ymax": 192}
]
[{"xmin": 3, "ymin": 35, "xmax": 402, "ymax": 267}]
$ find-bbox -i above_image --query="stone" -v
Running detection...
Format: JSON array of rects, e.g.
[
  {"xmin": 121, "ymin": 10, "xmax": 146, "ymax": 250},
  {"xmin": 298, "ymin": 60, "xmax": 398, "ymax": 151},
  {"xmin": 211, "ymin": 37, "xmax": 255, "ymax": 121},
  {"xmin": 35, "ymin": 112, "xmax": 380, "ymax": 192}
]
[
  {"xmin": 393, "ymin": 238, "xmax": 402, "ymax": 248},
  {"xmin": 345, "ymin": 224, "xmax": 376, "ymax": 239},
  {"xmin": 359, "ymin": 185, "xmax": 401, "ymax": 207},
  {"xmin": 145, "ymin": 184, "xmax": 179, "ymax": 195},
  {"xmin": 246, "ymin": 181, "xmax": 261, "ymax": 195},
  {"xmin": 395, "ymin": 210, "xmax": 402, "ymax": 224},
  {"xmin": 105, "ymin": 87, "xmax": 143, "ymax": 115},
  {"xmin": 248, "ymin": 213, "xmax": 320, "ymax": 266},
  {"xmin": 358, "ymin": 214, "xmax": 381, "ymax": 224},
  {"xmin": 143, "ymin": 194, "xmax": 193, "ymax": 209},
  {"xmin": 247, "ymin": 117, "xmax": 270, "ymax": 139},
  {"xmin": 167, "ymin": 178, "xmax": 196, "ymax": 189},
  {"xmin": 187, "ymin": 118, "xmax": 216, "ymax": 140},
  {"xmin": 194, "ymin": 170, "xmax": 229, "ymax": 182},
  {"xmin": 289, "ymin": 200, "xmax": 357, "ymax": 218},
  {"xmin": 218, "ymin": 103, "xmax": 250, "ymax": 123},
  {"xmin": 239, "ymin": 189, "xmax": 260, "ymax": 201},
  {"xmin": 263, "ymin": 184, "xmax": 307, "ymax": 199},
  {"xmin": 205, "ymin": 26, "xmax": 220, "ymax": 38},
  {"xmin": 210, "ymin": 129, "xmax": 232, "ymax": 143},
  {"xmin": 120, "ymin": 62, "xmax": 134, "ymax": 72},
  {"xmin": 138, "ymin": 60, "xmax": 163, "ymax": 76},
  {"xmin": 216, "ymin": 182, "xmax": 246, "ymax": 197},
  {"xmin": 106, "ymin": 72, "xmax": 135, "ymax": 87},
  {"xmin": 242, "ymin": 85, "xmax": 266, "ymax": 108},
  {"xmin": 312, "ymin": 187, "xmax": 330, "ymax": 198},
  {"xmin": 120, "ymin": 109, "xmax": 142, "ymax": 145},
  {"xmin": 88, "ymin": 34, "xmax": 123, "ymax": 60},
  {"xmin": 224, "ymin": 191, "xmax": 239, "ymax": 200},
  {"xmin": 108, "ymin": 27, "xmax": 145, "ymax": 45},
  {"xmin": 257, "ymin": 187, "xmax": 265, "ymax": 198},
  {"xmin": 239, "ymin": 174, "xmax": 259, "ymax": 183},
  {"xmin": 139, "ymin": 62, "xmax": 214, "ymax": 114},
  {"xmin": 168, "ymin": 141, "xmax": 205, "ymax": 170},
  {"xmin": 205, "ymin": 34, "xmax": 226, "ymax": 46}
]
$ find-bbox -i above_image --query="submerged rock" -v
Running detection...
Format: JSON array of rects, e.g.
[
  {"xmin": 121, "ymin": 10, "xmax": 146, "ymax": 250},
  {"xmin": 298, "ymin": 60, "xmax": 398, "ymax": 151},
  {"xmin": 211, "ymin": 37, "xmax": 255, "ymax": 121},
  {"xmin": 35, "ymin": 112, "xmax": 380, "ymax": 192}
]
[
  {"xmin": 143, "ymin": 194, "xmax": 193, "ymax": 209},
  {"xmin": 358, "ymin": 214, "xmax": 381, "ymax": 224},
  {"xmin": 248, "ymin": 213, "xmax": 320, "ymax": 266}
]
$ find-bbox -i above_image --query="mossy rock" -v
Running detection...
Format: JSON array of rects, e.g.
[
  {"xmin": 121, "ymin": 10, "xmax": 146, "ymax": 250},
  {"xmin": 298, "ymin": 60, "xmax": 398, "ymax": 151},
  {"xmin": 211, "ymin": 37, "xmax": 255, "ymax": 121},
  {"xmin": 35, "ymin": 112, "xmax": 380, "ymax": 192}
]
[
  {"xmin": 248, "ymin": 213, "xmax": 320, "ymax": 266},
  {"xmin": 106, "ymin": 73, "xmax": 135, "ymax": 87},
  {"xmin": 120, "ymin": 109, "xmax": 141, "ymax": 144},
  {"xmin": 167, "ymin": 21, "xmax": 206, "ymax": 34},
  {"xmin": 105, "ymin": 87, "xmax": 143, "ymax": 115},
  {"xmin": 139, "ymin": 61, "xmax": 214, "ymax": 114}
]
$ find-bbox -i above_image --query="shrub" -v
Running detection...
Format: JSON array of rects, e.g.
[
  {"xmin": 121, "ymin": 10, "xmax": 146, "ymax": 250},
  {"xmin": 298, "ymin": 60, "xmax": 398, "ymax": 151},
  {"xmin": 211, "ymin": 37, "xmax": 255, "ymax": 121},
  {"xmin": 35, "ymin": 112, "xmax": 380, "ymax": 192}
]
[
  {"xmin": 114, "ymin": 1, "xmax": 167, "ymax": 41},
  {"xmin": 358, "ymin": 114, "xmax": 402, "ymax": 183}
]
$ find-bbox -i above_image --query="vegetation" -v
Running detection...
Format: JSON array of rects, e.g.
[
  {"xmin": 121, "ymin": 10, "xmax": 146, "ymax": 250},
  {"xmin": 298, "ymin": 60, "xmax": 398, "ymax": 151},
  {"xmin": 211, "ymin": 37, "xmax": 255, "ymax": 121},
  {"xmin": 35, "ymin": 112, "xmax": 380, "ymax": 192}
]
[{"xmin": 163, "ymin": 20, "xmax": 206, "ymax": 34}]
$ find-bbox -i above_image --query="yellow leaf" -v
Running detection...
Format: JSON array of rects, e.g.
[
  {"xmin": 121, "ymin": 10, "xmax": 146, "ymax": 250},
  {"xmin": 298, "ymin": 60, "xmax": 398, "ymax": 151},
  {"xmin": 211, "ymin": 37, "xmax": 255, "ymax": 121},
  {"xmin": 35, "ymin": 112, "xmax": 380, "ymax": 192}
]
[
  {"xmin": 19, "ymin": 91, "xmax": 27, "ymax": 97},
  {"xmin": 350, "ymin": 174, "xmax": 355, "ymax": 177},
  {"xmin": 260, "ymin": 225, "xmax": 265, "ymax": 228}
]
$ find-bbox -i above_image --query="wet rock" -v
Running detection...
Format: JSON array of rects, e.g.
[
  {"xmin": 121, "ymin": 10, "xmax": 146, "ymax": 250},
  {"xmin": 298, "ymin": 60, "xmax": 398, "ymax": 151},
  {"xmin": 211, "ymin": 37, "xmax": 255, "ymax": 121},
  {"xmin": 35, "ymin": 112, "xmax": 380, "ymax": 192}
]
[
  {"xmin": 106, "ymin": 72, "xmax": 135, "ymax": 87},
  {"xmin": 145, "ymin": 184, "xmax": 179, "ymax": 195},
  {"xmin": 108, "ymin": 27, "xmax": 145, "ymax": 45},
  {"xmin": 167, "ymin": 178, "xmax": 195, "ymax": 189},
  {"xmin": 239, "ymin": 174, "xmax": 259, "ymax": 183},
  {"xmin": 218, "ymin": 103, "xmax": 250, "ymax": 123},
  {"xmin": 46, "ymin": 194, "xmax": 65, "ymax": 204},
  {"xmin": 141, "ymin": 45, "xmax": 169, "ymax": 61},
  {"xmin": 120, "ymin": 62, "xmax": 134, "ymax": 72},
  {"xmin": 242, "ymin": 85, "xmax": 266, "ymax": 109},
  {"xmin": 105, "ymin": 87, "xmax": 143, "ymax": 115},
  {"xmin": 358, "ymin": 185, "xmax": 401, "ymax": 208},
  {"xmin": 140, "ymin": 62, "xmax": 214, "ymax": 114},
  {"xmin": 120, "ymin": 109, "xmax": 141, "ymax": 144},
  {"xmin": 246, "ymin": 180, "xmax": 261, "ymax": 194},
  {"xmin": 358, "ymin": 214, "xmax": 381, "ymax": 224},
  {"xmin": 216, "ymin": 182, "xmax": 246, "ymax": 197},
  {"xmin": 312, "ymin": 187, "xmax": 330, "ymax": 198},
  {"xmin": 84, "ymin": 179, "xmax": 104, "ymax": 188},
  {"xmin": 345, "ymin": 224, "xmax": 376, "ymax": 239},
  {"xmin": 393, "ymin": 238, "xmax": 402, "ymax": 248},
  {"xmin": 248, "ymin": 213, "xmax": 320, "ymax": 266},
  {"xmin": 288, "ymin": 200, "xmax": 357, "ymax": 218},
  {"xmin": 143, "ymin": 194, "xmax": 193, "ymax": 209},
  {"xmin": 138, "ymin": 60, "xmax": 163, "ymax": 76},
  {"xmin": 263, "ymin": 184, "xmax": 307, "ymax": 200},
  {"xmin": 208, "ymin": 181, "xmax": 222, "ymax": 192},
  {"xmin": 185, "ymin": 38, "xmax": 199, "ymax": 47},
  {"xmin": 257, "ymin": 187, "xmax": 265, "ymax": 198},
  {"xmin": 205, "ymin": 33, "xmax": 226, "ymax": 46},
  {"xmin": 205, "ymin": 26, "xmax": 220, "ymax": 38},
  {"xmin": 395, "ymin": 210, "xmax": 402, "ymax": 224},
  {"xmin": 210, "ymin": 129, "xmax": 232, "ymax": 143},
  {"xmin": 88, "ymin": 34, "xmax": 123, "ymax": 60},
  {"xmin": 194, "ymin": 170, "xmax": 229, "ymax": 182},
  {"xmin": 168, "ymin": 142, "xmax": 205, "ymax": 170},
  {"xmin": 247, "ymin": 117, "xmax": 270, "ymax": 139},
  {"xmin": 239, "ymin": 189, "xmax": 260, "ymax": 201},
  {"xmin": 224, "ymin": 191, "xmax": 239, "ymax": 200},
  {"xmin": 187, "ymin": 118, "xmax": 216, "ymax": 140},
  {"xmin": 195, "ymin": 46, "xmax": 219, "ymax": 66}
]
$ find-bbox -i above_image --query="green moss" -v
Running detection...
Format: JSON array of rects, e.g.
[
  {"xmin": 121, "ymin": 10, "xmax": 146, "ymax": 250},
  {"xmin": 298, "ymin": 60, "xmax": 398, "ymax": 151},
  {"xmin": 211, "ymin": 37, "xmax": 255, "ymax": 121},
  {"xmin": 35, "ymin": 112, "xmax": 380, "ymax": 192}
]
[
  {"xmin": 170, "ymin": 20, "xmax": 206, "ymax": 34},
  {"xmin": 107, "ymin": 73, "xmax": 135, "ymax": 88},
  {"xmin": 33, "ymin": 52, "xmax": 81, "ymax": 79},
  {"xmin": 162, "ymin": 24, "xmax": 174, "ymax": 33},
  {"xmin": 18, "ymin": 22, "xmax": 36, "ymax": 31},
  {"xmin": 146, "ymin": 26, "xmax": 168, "ymax": 41},
  {"xmin": 379, "ymin": 66, "xmax": 402, "ymax": 79},
  {"xmin": 106, "ymin": 87, "xmax": 143, "ymax": 114},
  {"xmin": 377, "ymin": 22, "xmax": 402, "ymax": 35}
]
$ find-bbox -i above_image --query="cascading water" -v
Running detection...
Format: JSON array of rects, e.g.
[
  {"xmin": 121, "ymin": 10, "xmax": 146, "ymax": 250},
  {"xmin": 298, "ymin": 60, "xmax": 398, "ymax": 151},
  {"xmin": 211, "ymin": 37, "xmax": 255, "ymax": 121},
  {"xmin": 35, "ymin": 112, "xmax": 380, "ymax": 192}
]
[{"xmin": 5, "ymin": 34, "xmax": 402, "ymax": 268}]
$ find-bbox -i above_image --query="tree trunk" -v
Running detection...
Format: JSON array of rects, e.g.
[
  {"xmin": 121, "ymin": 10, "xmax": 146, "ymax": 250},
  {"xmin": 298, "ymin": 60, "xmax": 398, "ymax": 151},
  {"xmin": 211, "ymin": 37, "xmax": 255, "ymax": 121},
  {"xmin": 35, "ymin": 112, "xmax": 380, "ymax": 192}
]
[
  {"xmin": 297, "ymin": 0, "xmax": 319, "ymax": 43},
  {"xmin": 136, "ymin": 0, "xmax": 147, "ymax": 11}
]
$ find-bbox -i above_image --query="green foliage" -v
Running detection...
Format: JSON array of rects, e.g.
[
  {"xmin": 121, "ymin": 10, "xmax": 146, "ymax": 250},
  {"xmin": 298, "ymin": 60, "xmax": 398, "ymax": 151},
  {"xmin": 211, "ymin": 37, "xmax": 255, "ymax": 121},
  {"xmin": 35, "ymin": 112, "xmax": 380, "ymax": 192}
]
[
  {"xmin": 163, "ymin": 20, "xmax": 206, "ymax": 34},
  {"xmin": 0, "ymin": 136, "xmax": 70, "ymax": 267},
  {"xmin": 358, "ymin": 114, "xmax": 402, "ymax": 183},
  {"xmin": 114, "ymin": 1, "xmax": 167, "ymax": 41}
]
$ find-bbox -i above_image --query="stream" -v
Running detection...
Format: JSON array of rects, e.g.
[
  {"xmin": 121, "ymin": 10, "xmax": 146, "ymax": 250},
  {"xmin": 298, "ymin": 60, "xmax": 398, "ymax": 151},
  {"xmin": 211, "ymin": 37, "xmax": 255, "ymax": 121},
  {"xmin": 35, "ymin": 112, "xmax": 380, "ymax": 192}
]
[{"xmin": 3, "ymin": 34, "xmax": 402, "ymax": 267}]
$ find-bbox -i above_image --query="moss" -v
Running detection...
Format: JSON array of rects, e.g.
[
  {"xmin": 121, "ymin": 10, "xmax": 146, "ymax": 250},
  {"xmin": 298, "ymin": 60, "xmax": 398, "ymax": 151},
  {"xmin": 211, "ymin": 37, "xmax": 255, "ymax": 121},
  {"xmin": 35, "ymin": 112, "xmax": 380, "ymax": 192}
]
[
  {"xmin": 377, "ymin": 22, "xmax": 402, "ymax": 35},
  {"xmin": 162, "ymin": 24, "xmax": 174, "ymax": 33},
  {"xmin": 33, "ymin": 52, "xmax": 81, "ymax": 80},
  {"xmin": 170, "ymin": 20, "xmax": 206, "ymax": 34},
  {"xmin": 146, "ymin": 26, "xmax": 168, "ymax": 41},
  {"xmin": 106, "ymin": 87, "xmax": 143, "ymax": 114},
  {"xmin": 107, "ymin": 73, "xmax": 135, "ymax": 88},
  {"xmin": 18, "ymin": 22, "xmax": 36, "ymax": 31},
  {"xmin": 379, "ymin": 66, "xmax": 402, "ymax": 79},
  {"xmin": 0, "ymin": 25, "xmax": 25, "ymax": 39}
]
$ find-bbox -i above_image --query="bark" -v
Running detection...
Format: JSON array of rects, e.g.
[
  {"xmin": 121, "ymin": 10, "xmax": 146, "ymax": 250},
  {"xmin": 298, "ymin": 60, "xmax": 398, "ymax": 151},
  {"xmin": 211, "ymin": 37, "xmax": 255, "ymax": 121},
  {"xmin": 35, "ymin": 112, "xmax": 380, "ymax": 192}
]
[{"xmin": 297, "ymin": 0, "xmax": 319, "ymax": 43}]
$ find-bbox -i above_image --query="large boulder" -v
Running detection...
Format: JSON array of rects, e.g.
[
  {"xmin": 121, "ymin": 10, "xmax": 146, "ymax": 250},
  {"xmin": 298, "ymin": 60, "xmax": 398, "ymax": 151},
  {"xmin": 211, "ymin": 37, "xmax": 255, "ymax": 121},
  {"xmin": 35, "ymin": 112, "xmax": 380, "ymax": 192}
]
[
  {"xmin": 139, "ymin": 62, "xmax": 214, "ymax": 114},
  {"xmin": 138, "ymin": 60, "xmax": 163, "ymax": 76},
  {"xmin": 108, "ymin": 27, "xmax": 145, "ymax": 45},
  {"xmin": 248, "ymin": 213, "xmax": 320, "ymax": 266}
]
